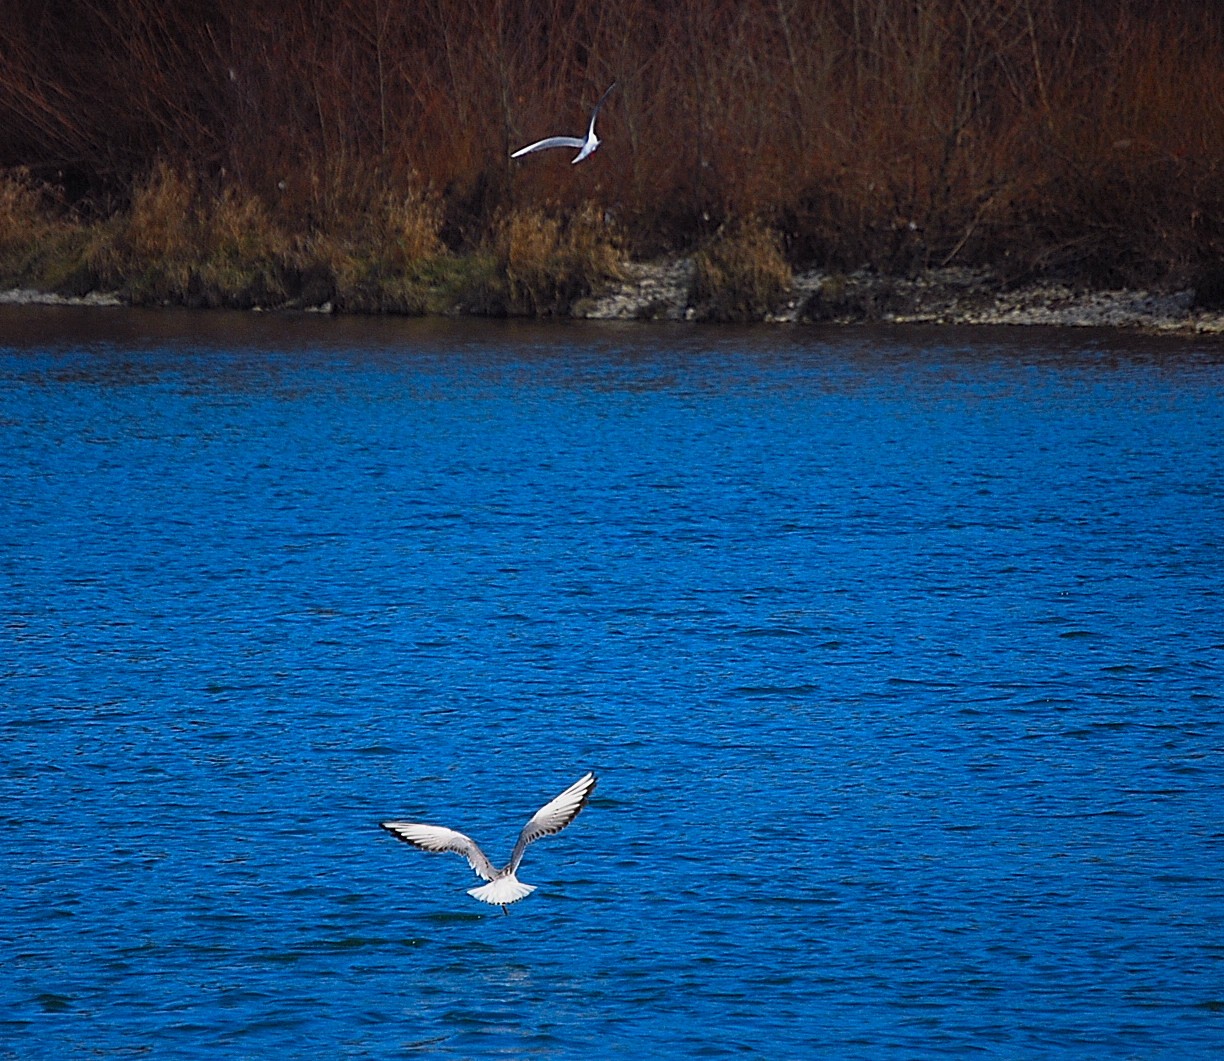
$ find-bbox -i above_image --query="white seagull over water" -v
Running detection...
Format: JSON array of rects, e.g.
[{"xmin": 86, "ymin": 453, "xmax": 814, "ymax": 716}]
[
  {"xmin": 380, "ymin": 772, "xmax": 597, "ymax": 913},
  {"xmin": 510, "ymin": 84, "xmax": 617, "ymax": 165}
]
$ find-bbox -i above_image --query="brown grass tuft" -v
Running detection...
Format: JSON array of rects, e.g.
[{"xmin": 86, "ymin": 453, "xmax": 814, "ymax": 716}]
[
  {"xmin": 311, "ymin": 179, "xmax": 447, "ymax": 313},
  {"xmin": 124, "ymin": 162, "xmax": 196, "ymax": 264},
  {"xmin": 207, "ymin": 187, "xmax": 291, "ymax": 266},
  {"xmin": 190, "ymin": 188, "xmax": 294, "ymax": 308},
  {"xmin": 489, "ymin": 203, "xmax": 623, "ymax": 315},
  {"xmin": 0, "ymin": 168, "xmax": 100, "ymax": 294},
  {"xmin": 692, "ymin": 218, "xmax": 791, "ymax": 321},
  {"xmin": 381, "ymin": 185, "xmax": 446, "ymax": 267},
  {"xmin": 94, "ymin": 162, "xmax": 198, "ymax": 300},
  {"xmin": 0, "ymin": 169, "xmax": 53, "ymax": 281}
]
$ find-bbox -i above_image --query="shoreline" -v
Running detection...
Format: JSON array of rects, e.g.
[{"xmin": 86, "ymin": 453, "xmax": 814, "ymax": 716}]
[
  {"xmin": 4, "ymin": 259, "xmax": 1224, "ymax": 335},
  {"xmin": 577, "ymin": 260, "xmax": 1224, "ymax": 334}
]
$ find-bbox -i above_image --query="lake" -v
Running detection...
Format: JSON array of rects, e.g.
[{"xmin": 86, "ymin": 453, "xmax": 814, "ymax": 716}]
[{"xmin": 1, "ymin": 308, "xmax": 1222, "ymax": 1058}]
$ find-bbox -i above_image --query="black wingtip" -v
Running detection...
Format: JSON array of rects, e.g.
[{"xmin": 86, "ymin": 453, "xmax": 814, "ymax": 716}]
[{"xmin": 379, "ymin": 821, "xmax": 412, "ymax": 844}]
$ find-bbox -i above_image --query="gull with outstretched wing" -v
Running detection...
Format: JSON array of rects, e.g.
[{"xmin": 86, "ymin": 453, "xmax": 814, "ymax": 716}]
[
  {"xmin": 380, "ymin": 772, "xmax": 597, "ymax": 913},
  {"xmin": 511, "ymin": 84, "xmax": 616, "ymax": 165}
]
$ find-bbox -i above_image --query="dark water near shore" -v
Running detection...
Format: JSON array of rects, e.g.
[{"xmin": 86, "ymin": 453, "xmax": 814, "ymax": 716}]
[{"xmin": 2, "ymin": 308, "xmax": 1222, "ymax": 1058}]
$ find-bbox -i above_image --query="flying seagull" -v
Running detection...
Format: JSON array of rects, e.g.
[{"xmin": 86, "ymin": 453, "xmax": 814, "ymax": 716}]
[
  {"xmin": 510, "ymin": 84, "xmax": 617, "ymax": 165},
  {"xmin": 380, "ymin": 772, "xmax": 597, "ymax": 913}
]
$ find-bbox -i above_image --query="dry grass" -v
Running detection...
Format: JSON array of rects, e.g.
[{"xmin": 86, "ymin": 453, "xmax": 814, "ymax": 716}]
[
  {"xmin": 308, "ymin": 180, "xmax": 448, "ymax": 312},
  {"xmin": 488, "ymin": 203, "xmax": 624, "ymax": 315},
  {"xmin": 88, "ymin": 162, "xmax": 198, "ymax": 301},
  {"xmin": 692, "ymin": 218, "xmax": 791, "ymax": 321},
  {"xmin": 380, "ymin": 186, "xmax": 446, "ymax": 267},
  {"xmin": 0, "ymin": 168, "xmax": 100, "ymax": 293},
  {"xmin": 124, "ymin": 163, "xmax": 196, "ymax": 264},
  {"xmin": 0, "ymin": 169, "xmax": 54, "ymax": 282},
  {"xmin": 30, "ymin": 161, "xmax": 451, "ymax": 310},
  {"xmin": 190, "ymin": 189, "xmax": 292, "ymax": 308},
  {"xmin": 207, "ymin": 187, "xmax": 292, "ymax": 266}
]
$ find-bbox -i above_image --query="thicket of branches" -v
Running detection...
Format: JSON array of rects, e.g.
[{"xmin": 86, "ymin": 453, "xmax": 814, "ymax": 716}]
[{"xmin": 3, "ymin": 0, "xmax": 1223, "ymax": 283}]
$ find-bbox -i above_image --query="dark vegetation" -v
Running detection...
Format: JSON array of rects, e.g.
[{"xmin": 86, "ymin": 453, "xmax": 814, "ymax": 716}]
[{"xmin": 2, "ymin": 0, "xmax": 1223, "ymax": 315}]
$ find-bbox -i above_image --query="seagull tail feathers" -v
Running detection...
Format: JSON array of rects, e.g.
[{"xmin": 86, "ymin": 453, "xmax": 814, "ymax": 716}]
[{"xmin": 468, "ymin": 876, "xmax": 536, "ymax": 906}]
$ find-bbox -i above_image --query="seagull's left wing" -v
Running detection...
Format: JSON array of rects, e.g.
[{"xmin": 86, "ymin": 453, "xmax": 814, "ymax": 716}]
[
  {"xmin": 511, "ymin": 136, "xmax": 586, "ymax": 159},
  {"xmin": 507, "ymin": 772, "xmax": 597, "ymax": 873}
]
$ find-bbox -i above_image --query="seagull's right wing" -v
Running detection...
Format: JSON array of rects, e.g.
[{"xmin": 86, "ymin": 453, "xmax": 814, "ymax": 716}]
[
  {"xmin": 380, "ymin": 822, "xmax": 497, "ymax": 882},
  {"xmin": 507, "ymin": 772, "xmax": 597, "ymax": 873},
  {"xmin": 586, "ymin": 82, "xmax": 617, "ymax": 138},
  {"xmin": 511, "ymin": 136, "xmax": 586, "ymax": 158}
]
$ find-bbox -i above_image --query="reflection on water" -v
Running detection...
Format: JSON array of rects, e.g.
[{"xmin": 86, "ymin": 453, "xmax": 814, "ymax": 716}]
[{"xmin": 1, "ymin": 307, "xmax": 1222, "ymax": 1058}]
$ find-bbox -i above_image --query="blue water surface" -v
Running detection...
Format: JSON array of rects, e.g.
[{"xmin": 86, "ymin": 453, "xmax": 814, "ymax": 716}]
[{"xmin": 1, "ymin": 309, "xmax": 1222, "ymax": 1058}]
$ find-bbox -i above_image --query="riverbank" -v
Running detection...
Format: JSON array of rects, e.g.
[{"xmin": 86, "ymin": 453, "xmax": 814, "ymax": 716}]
[
  {"xmin": 579, "ymin": 260, "xmax": 1224, "ymax": 333},
  {"xmin": 6, "ymin": 258, "xmax": 1224, "ymax": 334}
]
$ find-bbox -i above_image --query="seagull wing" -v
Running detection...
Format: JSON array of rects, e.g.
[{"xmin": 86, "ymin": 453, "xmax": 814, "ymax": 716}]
[
  {"xmin": 380, "ymin": 822, "xmax": 497, "ymax": 882},
  {"xmin": 511, "ymin": 136, "xmax": 586, "ymax": 159},
  {"xmin": 586, "ymin": 82, "xmax": 617, "ymax": 139},
  {"xmin": 507, "ymin": 772, "xmax": 597, "ymax": 873}
]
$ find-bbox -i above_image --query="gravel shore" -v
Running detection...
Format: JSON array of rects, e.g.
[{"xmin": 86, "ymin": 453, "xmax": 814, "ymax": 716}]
[{"xmin": 577, "ymin": 260, "xmax": 1224, "ymax": 333}]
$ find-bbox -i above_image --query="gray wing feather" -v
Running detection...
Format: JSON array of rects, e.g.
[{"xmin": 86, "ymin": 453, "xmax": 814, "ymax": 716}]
[
  {"xmin": 511, "ymin": 136, "xmax": 586, "ymax": 158},
  {"xmin": 507, "ymin": 772, "xmax": 597, "ymax": 873},
  {"xmin": 380, "ymin": 821, "xmax": 497, "ymax": 882},
  {"xmin": 587, "ymin": 82, "xmax": 617, "ymax": 137}
]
